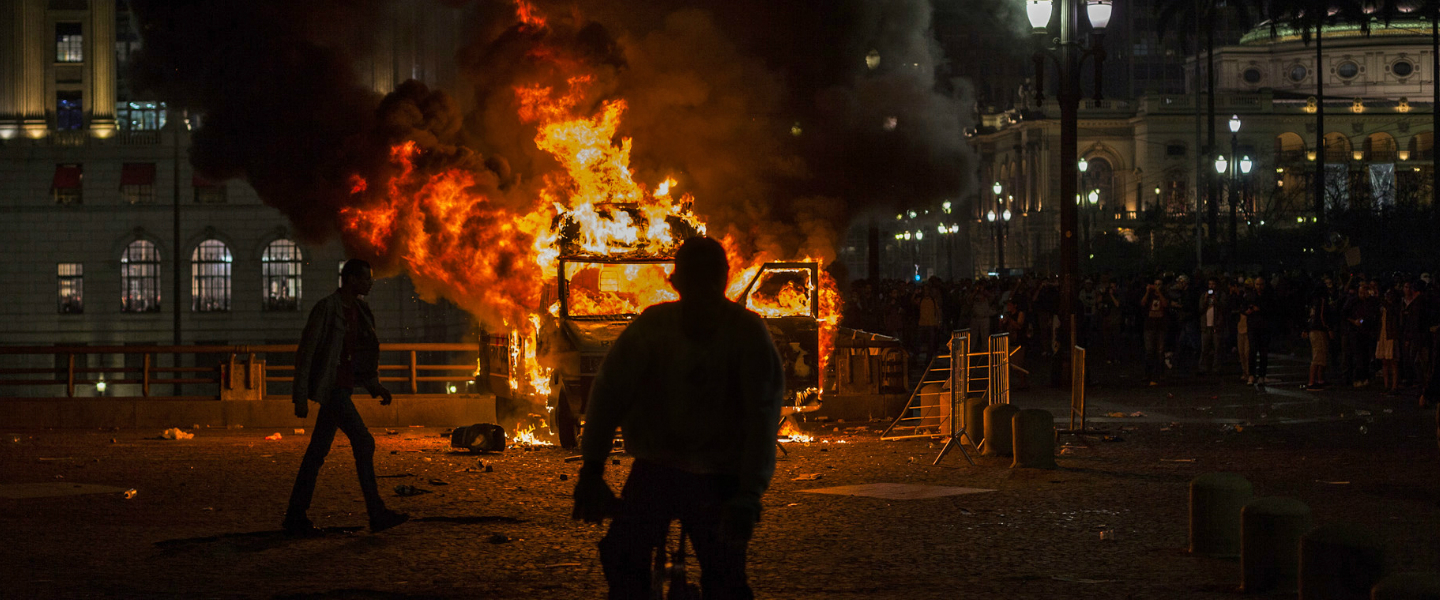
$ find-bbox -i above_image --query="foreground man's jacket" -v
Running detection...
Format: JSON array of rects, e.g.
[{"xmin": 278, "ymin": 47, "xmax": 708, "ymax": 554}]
[
  {"xmin": 293, "ymin": 292, "xmax": 381, "ymax": 405},
  {"xmin": 582, "ymin": 299, "xmax": 786, "ymax": 512}
]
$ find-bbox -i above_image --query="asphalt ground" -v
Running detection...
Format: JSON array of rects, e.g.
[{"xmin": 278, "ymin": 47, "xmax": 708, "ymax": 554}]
[{"xmin": 3, "ymin": 352, "xmax": 1439, "ymax": 599}]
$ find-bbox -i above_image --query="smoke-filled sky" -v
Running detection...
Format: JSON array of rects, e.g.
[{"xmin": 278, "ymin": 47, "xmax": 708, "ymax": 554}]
[{"xmin": 128, "ymin": 0, "xmax": 981, "ymax": 270}]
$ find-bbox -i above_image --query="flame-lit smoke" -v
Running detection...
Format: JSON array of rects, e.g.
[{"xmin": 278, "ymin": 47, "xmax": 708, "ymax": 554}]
[{"xmin": 128, "ymin": 0, "xmax": 976, "ymax": 417}]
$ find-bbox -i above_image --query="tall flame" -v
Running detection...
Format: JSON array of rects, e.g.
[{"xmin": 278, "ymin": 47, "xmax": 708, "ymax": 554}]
[{"xmin": 337, "ymin": 2, "xmax": 842, "ymax": 417}]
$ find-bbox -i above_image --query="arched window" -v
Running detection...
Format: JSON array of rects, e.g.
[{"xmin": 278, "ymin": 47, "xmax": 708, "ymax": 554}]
[
  {"xmin": 121, "ymin": 240, "xmax": 161, "ymax": 313},
  {"xmin": 1324, "ymin": 133, "xmax": 1352, "ymax": 163},
  {"xmin": 191, "ymin": 239, "xmax": 232, "ymax": 312},
  {"xmin": 1365, "ymin": 133, "xmax": 1397, "ymax": 162},
  {"xmin": 262, "ymin": 239, "xmax": 302, "ymax": 311},
  {"xmin": 1275, "ymin": 132, "xmax": 1307, "ymax": 163}
]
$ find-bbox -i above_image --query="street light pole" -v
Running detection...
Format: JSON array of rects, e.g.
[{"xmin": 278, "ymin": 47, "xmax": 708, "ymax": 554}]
[
  {"xmin": 1030, "ymin": 0, "xmax": 1110, "ymax": 369},
  {"xmin": 1228, "ymin": 114, "xmax": 1240, "ymax": 269}
]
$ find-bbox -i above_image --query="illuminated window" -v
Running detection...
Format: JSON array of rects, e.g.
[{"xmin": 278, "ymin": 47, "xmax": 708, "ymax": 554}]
[
  {"xmin": 262, "ymin": 239, "xmax": 302, "ymax": 311},
  {"xmin": 52, "ymin": 164, "xmax": 82, "ymax": 205},
  {"xmin": 120, "ymin": 163, "xmax": 156, "ymax": 205},
  {"xmin": 58, "ymin": 263, "xmax": 83, "ymax": 314},
  {"xmin": 115, "ymin": 101, "xmax": 167, "ymax": 131},
  {"xmin": 191, "ymin": 240, "xmax": 232, "ymax": 312},
  {"xmin": 121, "ymin": 240, "xmax": 161, "ymax": 312},
  {"xmin": 56, "ymin": 91, "xmax": 83, "ymax": 130},
  {"xmin": 56, "ymin": 23, "xmax": 82, "ymax": 63}
]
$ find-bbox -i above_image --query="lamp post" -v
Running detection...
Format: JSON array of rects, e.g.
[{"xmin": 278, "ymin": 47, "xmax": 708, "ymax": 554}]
[
  {"xmin": 1226, "ymin": 114, "xmax": 1240, "ymax": 268},
  {"xmin": 987, "ymin": 208, "xmax": 1013, "ymax": 273},
  {"xmin": 1028, "ymin": 0, "xmax": 1111, "ymax": 365},
  {"xmin": 1237, "ymin": 155, "xmax": 1251, "ymax": 261},
  {"xmin": 1084, "ymin": 188, "xmax": 1099, "ymax": 257}
]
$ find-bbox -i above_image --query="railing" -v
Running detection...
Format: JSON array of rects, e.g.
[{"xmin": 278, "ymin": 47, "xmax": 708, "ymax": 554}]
[
  {"xmin": 0, "ymin": 343, "xmax": 480, "ymax": 401},
  {"xmin": 117, "ymin": 130, "xmax": 162, "ymax": 145}
]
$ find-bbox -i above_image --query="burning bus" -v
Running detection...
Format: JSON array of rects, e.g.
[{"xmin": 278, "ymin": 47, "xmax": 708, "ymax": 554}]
[{"xmin": 479, "ymin": 202, "xmax": 831, "ymax": 447}]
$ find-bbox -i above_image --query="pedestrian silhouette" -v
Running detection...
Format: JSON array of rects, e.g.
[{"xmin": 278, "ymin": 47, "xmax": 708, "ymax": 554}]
[
  {"xmin": 283, "ymin": 259, "xmax": 409, "ymax": 536},
  {"xmin": 573, "ymin": 236, "xmax": 786, "ymax": 599}
]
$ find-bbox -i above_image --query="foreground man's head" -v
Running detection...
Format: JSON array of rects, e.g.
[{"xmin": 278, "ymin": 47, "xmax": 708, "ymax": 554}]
[{"xmin": 670, "ymin": 237, "xmax": 728, "ymax": 300}]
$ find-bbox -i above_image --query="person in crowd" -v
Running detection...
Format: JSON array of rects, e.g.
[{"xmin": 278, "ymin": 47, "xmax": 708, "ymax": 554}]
[
  {"xmin": 969, "ymin": 282, "xmax": 996, "ymax": 342},
  {"xmin": 574, "ymin": 237, "xmax": 785, "ymax": 599},
  {"xmin": 1141, "ymin": 279, "xmax": 1170, "ymax": 386},
  {"xmin": 1378, "ymin": 288, "xmax": 1402, "ymax": 395},
  {"xmin": 284, "ymin": 259, "xmax": 408, "ymax": 536},
  {"xmin": 1244, "ymin": 277, "xmax": 1275, "ymax": 385},
  {"xmin": 1198, "ymin": 277, "xmax": 1226, "ymax": 376},
  {"xmin": 1346, "ymin": 282, "xmax": 1381, "ymax": 388},
  {"xmin": 1303, "ymin": 286, "xmax": 1332, "ymax": 391},
  {"xmin": 1400, "ymin": 280, "xmax": 1431, "ymax": 388},
  {"xmin": 916, "ymin": 279, "xmax": 945, "ymax": 362},
  {"xmin": 1230, "ymin": 279, "xmax": 1251, "ymax": 381}
]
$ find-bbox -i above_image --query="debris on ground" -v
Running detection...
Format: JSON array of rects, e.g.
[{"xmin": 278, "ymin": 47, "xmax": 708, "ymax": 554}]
[
  {"xmin": 264, "ymin": 433, "xmax": 282, "ymax": 441},
  {"xmin": 377, "ymin": 473, "xmax": 414, "ymax": 479},
  {"xmin": 293, "ymin": 429, "xmax": 305, "ymax": 435},
  {"xmin": 485, "ymin": 534, "xmax": 511, "ymax": 544},
  {"xmin": 122, "ymin": 489, "xmax": 137, "ymax": 500},
  {"xmin": 161, "ymin": 428, "xmax": 194, "ymax": 440},
  {"xmin": 1160, "ymin": 458, "xmax": 1196, "ymax": 463},
  {"xmin": 792, "ymin": 473, "xmax": 824, "ymax": 481},
  {"xmin": 393, "ymin": 485, "xmax": 431, "ymax": 496},
  {"xmin": 426, "ymin": 479, "xmax": 448, "ymax": 486}
]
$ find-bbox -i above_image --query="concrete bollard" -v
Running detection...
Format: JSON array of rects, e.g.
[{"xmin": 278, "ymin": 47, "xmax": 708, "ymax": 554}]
[
  {"xmin": 1011, "ymin": 409, "xmax": 1057, "ymax": 469},
  {"xmin": 964, "ymin": 397, "xmax": 987, "ymax": 447},
  {"xmin": 1189, "ymin": 473, "xmax": 1254, "ymax": 557},
  {"xmin": 1372, "ymin": 573, "xmax": 1440, "ymax": 600},
  {"xmin": 1300, "ymin": 524, "xmax": 1385, "ymax": 600},
  {"xmin": 1242, "ymin": 497, "xmax": 1312, "ymax": 594},
  {"xmin": 981, "ymin": 404, "xmax": 1019, "ymax": 457}
]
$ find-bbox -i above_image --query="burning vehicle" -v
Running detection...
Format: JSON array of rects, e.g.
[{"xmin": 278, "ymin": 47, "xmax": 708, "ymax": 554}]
[{"xmin": 481, "ymin": 206, "xmax": 832, "ymax": 448}]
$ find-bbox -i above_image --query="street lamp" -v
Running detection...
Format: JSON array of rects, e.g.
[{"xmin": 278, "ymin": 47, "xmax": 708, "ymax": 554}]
[
  {"xmin": 1214, "ymin": 154, "xmax": 1228, "ymax": 174},
  {"xmin": 1029, "ymin": 0, "xmax": 1113, "ymax": 365},
  {"xmin": 1226, "ymin": 114, "xmax": 1243, "ymax": 267},
  {"xmin": 1078, "ymin": 157, "xmax": 1089, "ymax": 173},
  {"xmin": 986, "ymin": 209, "xmax": 1012, "ymax": 273}
]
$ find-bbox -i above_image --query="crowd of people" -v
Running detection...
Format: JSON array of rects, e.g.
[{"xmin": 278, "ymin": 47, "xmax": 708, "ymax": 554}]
[{"xmin": 839, "ymin": 270, "xmax": 1440, "ymax": 404}]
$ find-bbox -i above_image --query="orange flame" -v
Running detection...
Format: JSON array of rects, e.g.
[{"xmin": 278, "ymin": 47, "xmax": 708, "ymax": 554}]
[
  {"xmin": 337, "ymin": 2, "xmax": 843, "ymax": 428},
  {"xmin": 515, "ymin": 0, "xmax": 545, "ymax": 29}
]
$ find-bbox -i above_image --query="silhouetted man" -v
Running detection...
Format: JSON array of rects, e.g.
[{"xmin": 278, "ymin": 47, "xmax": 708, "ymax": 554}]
[
  {"xmin": 283, "ymin": 259, "xmax": 408, "ymax": 535},
  {"xmin": 573, "ymin": 237, "xmax": 785, "ymax": 599}
]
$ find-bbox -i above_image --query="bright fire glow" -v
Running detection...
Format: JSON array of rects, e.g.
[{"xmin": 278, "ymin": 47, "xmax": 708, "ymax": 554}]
[
  {"xmin": 338, "ymin": 2, "xmax": 843, "ymax": 438},
  {"xmin": 778, "ymin": 419, "xmax": 814, "ymax": 443},
  {"xmin": 512, "ymin": 424, "xmax": 553, "ymax": 447}
]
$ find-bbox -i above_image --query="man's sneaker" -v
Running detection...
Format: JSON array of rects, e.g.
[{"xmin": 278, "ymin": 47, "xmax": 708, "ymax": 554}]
[
  {"xmin": 1246, "ymin": 376, "xmax": 1255, "ymax": 385},
  {"xmin": 369, "ymin": 509, "xmax": 410, "ymax": 532},
  {"xmin": 282, "ymin": 515, "xmax": 324, "ymax": 538}
]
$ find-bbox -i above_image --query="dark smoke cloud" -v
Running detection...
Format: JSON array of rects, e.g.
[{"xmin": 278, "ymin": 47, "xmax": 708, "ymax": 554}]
[
  {"xmin": 128, "ymin": 0, "xmax": 391, "ymax": 243},
  {"xmin": 130, "ymin": 0, "xmax": 978, "ymax": 272}
]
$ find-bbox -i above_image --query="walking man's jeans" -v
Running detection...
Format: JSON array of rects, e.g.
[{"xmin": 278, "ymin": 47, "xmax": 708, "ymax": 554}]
[
  {"xmin": 1250, "ymin": 332, "xmax": 1272, "ymax": 379},
  {"xmin": 1143, "ymin": 327, "xmax": 1166, "ymax": 380},
  {"xmin": 286, "ymin": 388, "xmax": 385, "ymax": 519},
  {"xmin": 1199, "ymin": 325, "xmax": 1221, "ymax": 373},
  {"xmin": 599, "ymin": 460, "xmax": 752, "ymax": 600}
]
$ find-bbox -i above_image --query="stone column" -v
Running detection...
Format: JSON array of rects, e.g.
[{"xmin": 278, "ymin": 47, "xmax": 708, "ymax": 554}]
[
  {"xmin": 89, "ymin": 0, "xmax": 116, "ymax": 138},
  {"xmin": 0, "ymin": 0, "xmax": 16, "ymax": 135},
  {"xmin": 19, "ymin": 0, "xmax": 46, "ymax": 137}
]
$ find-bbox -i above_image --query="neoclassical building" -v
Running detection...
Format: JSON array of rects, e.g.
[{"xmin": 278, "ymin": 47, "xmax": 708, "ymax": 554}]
[
  {"xmin": 968, "ymin": 18, "xmax": 1438, "ymax": 275},
  {"xmin": 0, "ymin": 0, "xmax": 472, "ymax": 362}
]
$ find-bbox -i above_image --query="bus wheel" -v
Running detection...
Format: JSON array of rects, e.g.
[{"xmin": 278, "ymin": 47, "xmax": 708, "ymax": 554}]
[{"xmin": 554, "ymin": 391, "xmax": 580, "ymax": 449}]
